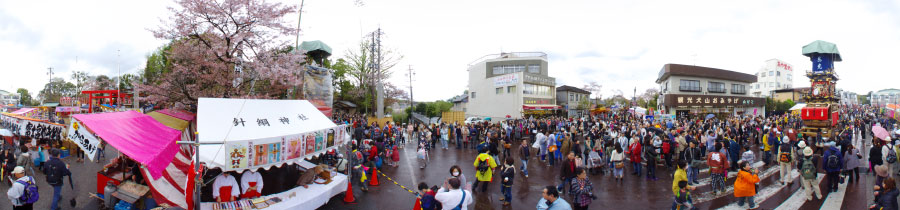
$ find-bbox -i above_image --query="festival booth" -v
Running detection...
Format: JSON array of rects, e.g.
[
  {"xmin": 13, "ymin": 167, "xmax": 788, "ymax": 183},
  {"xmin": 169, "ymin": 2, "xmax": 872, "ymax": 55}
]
[
  {"xmin": 10, "ymin": 108, "xmax": 40, "ymax": 118},
  {"xmin": 197, "ymin": 98, "xmax": 351, "ymax": 210},
  {"xmin": 67, "ymin": 111, "xmax": 183, "ymax": 208}
]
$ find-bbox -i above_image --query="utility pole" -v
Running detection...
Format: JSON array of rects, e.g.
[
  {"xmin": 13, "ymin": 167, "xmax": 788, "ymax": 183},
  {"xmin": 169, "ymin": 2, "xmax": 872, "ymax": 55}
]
[
  {"xmin": 407, "ymin": 65, "xmax": 414, "ymax": 123},
  {"xmin": 117, "ymin": 49, "xmax": 122, "ymax": 109},
  {"xmin": 44, "ymin": 67, "xmax": 53, "ymax": 105},
  {"xmin": 295, "ymin": 0, "xmax": 305, "ymax": 47},
  {"xmin": 369, "ymin": 27, "xmax": 385, "ymax": 118}
]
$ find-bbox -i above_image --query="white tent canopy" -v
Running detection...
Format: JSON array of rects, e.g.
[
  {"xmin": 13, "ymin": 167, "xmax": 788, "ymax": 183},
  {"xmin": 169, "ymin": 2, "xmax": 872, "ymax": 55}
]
[
  {"xmin": 197, "ymin": 98, "xmax": 349, "ymax": 172},
  {"xmin": 789, "ymin": 103, "xmax": 807, "ymax": 111}
]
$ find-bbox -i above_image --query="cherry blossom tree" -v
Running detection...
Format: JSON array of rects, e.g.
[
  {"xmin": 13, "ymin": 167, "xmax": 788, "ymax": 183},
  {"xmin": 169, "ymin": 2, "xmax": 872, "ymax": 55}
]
[{"xmin": 141, "ymin": 0, "xmax": 305, "ymax": 109}]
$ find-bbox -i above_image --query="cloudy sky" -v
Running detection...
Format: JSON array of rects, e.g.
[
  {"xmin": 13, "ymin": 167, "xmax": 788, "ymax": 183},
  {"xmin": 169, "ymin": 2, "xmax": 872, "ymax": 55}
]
[{"xmin": 2, "ymin": 0, "xmax": 899, "ymax": 102}]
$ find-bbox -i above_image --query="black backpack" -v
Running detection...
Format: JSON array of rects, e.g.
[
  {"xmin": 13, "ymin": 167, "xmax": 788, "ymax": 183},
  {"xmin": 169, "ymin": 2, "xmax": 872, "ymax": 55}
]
[
  {"xmin": 477, "ymin": 157, "xmax": 490, "ymax": 173},
  {"xmin": 45, "ymin": 161, "xmax": 62, "ymax": 186},
  {"xmin": 826, "ymin": 153, "xmax": 840, "ymax": 170}
]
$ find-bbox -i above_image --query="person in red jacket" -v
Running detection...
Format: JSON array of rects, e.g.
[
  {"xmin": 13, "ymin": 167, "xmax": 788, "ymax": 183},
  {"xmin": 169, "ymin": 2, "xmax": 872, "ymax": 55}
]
[
  {"xmin": 708, "ymin": 142, "xmax": 729, "ymax": 195},
  {"xmin": 629, "ymin": 137, "xmax": 643, "ymax": 176}
]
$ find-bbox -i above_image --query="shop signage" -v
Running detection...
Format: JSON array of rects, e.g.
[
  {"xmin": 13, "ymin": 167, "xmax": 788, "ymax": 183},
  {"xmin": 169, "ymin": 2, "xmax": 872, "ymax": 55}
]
[
  {"xmin": 523, "ymin": 74, "xmax": 555, "ymax": 86},
  {"xmin": 777, "ymin": 61, "xmax": 793, "ymax": 71},
  {"xmin": 67, "ymin": 120, "xmax": 100, "ymax": 161},
  {"xmin": 493, "ymin": 74, "xmax": 519, "ymax": 87},
  {"xmin": 523, "ymin": 97, "xmax": 554, "ymax": 105},
  {"xmin": 664, "ymin": 94, "xmax": 764, "ymax": 107},
  {"xmin": 0, "ymin": 114, "xmax": 63, "ymax": 141}
]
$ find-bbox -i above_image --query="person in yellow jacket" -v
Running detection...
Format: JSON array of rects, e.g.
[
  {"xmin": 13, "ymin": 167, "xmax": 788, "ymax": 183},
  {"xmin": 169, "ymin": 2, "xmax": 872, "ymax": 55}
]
[
  {"xmin": 734, "ymin": 161, "xmax": 761, "ymax": 209},
  {"xmin": 472, "ymin": 150, "xmax": 497, "ymax": 192},
  {"xmin": 671, "ymin": 161, "xmax": 696, "ymax": 209}
]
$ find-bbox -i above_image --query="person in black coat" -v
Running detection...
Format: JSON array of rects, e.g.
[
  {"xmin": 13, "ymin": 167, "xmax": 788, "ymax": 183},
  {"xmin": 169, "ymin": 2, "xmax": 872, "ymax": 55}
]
[
  {"xmin": 872, "ymin": 177, "xmax": 899, "ymax": 210},
  {"xmin": 871, "ymin": 144, "xmax": 884, "ymax": 174}
]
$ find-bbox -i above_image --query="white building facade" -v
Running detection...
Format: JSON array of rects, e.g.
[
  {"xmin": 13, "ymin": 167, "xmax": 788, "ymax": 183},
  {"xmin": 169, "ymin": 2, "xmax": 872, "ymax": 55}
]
[
  {"xmin": 749, "ymin": 59, "xmax": 795, "ymax": 97},
  {"xmin": 0, "ymin": 90, "xmax": 20, "ymax": 106},
  {"xmin": 466, "ymin": 52, "xmax": 557, "ymax": 121},
  {"xmin": 871, "ymin": 89, "xmax": 900, "ymax": 107}
]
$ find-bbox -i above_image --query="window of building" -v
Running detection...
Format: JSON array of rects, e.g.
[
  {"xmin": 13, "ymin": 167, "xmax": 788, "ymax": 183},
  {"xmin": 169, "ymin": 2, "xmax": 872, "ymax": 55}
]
[
  {"xmin": 731, "ymin": 84, "xmax": 746, "ymax": 94},
  {"xmin": 569, "ymin": 93, "xmax": 575, "ymax": 101},
  {"xmin": 507, "ymin": 86, "xmax": 516, "ymax": 93},
  {"xmin": 761, "ymin": 72, "xmax": 766, "ymax": 77},
  {"xmin": 756, "ymin": 84, "xmax": 760, "ymax": 89},
  {"xmin": 776, "ymin": 82, "xmax": 780, "ymax": 88},
  {"xmin": 492, "ymin": 65, "xmax": 528, "ymax": 75},
  {"xmin": 523, "ymin": 84, "xmax": 552, "ymax": 96},
  {"xmin": 496, "ymin": 87, "xmax": 503, "ymax": 94},
  {"xmin": 527, "ymin": 64, "xmax": 540, "ymax": 73},
  {"xmin": 769, "ymin": 71, "xmax": 774, "ymax": 76},
  {"xmin": 679, "ymin": 80, "xmax": 701, "ymax": 92},
  {"xmin": 777, "ymin": 71, "xmax": 781, "ymax": 76},
  {"xmin": 471, "ymin": 92, "xmax": 476, "ymax": 98},
  {"xmin": 769, "ymin": 82, "xmax": 774, "ymax": 87},
  {"xmin": 708, "ymin": 82, "xmax": 726, "ymax": 93}
]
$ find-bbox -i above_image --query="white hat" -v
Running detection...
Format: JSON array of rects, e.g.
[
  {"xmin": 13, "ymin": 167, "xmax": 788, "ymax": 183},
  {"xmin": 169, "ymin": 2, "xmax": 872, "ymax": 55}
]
[
  {"xmin": 783, "ymin": 136, "xmax": 790, "ymax": 143},
  {"xmin": 797, "ymin": 141, "xmax": 807, "ymax": 148},
  {"xmin": 12, "ymin": 166, "xmax": 24, "ymax": 174},
  {"xmin": 803, "ymin": 147, "xmax": 813, "ymax": 156}
]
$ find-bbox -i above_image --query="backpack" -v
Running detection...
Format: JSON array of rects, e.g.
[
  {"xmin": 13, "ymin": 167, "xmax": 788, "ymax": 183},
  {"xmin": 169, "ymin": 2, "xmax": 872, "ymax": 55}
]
[
  {"xmin": 801, "ymin": 157, "xmax": 817, "ymax": 180},
  {"xmin": 477, "ymin": 157, "xmax": 490, "ymax": 173},
  {"xmin": 887, "ymin": 148, "xmax": 897, "ymax": 164},
  {"xmin": 662, "ymin": 141, "xmax": 671, "ymax": 154},
  {"xmin": 779, "ymin": 144, "xmax": 792, "ymax": 163},
  {"xmin": 45, "ymin": 160, "xmax": 63, "ymax": 186},
  {"xmin": 16, "ymin": 177, "xmax": 39, "ymax": 204},
  {"xmin": 826, "ymin": 153, "xmax": 840, "ymax": 170}
]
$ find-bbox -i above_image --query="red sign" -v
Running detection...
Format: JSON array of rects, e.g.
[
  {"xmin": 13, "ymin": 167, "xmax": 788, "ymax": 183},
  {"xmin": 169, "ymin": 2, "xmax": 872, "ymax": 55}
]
[{"xmin": 777, "ymin": 61, "xmax": 792, "ymax": 71}]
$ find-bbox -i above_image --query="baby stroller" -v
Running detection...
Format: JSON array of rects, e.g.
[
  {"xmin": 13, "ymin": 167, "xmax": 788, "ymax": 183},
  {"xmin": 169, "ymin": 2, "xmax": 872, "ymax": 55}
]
[{"xmin": 588, "ymin": 149, "xmax": 605, "ymax": 175}]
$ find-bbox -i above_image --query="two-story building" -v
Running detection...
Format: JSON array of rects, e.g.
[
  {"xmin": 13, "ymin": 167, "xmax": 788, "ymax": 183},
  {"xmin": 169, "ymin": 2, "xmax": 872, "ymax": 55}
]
[
  {"xmin": 0, "ymin": 89, "xmax": 20, "ymax": 106},
  {"xmin": 466, "ymin": 52, "xmax": 558, "ymax": 121},
  {"xmin": 556, "ymin": 85, "xmax": 591, "ymax": 117},
  {"xmin": 656, "ymin": 64, "xmax": 765, "ymax": 118}
]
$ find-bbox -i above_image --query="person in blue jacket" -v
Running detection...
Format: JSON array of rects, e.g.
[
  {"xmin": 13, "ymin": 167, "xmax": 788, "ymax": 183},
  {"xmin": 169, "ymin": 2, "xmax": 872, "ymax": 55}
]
[
  {"xmin": 727, "ymin": 135, "xmax": 741, "ymax": 172},
  {"xmin": 822, "ymin": 142, "xmax": 843, "ymax": 193}
]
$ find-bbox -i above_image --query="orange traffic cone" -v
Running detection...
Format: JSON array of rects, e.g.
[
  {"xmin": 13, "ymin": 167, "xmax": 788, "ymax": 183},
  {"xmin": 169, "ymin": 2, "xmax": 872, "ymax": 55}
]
[
  {"xmin": 343, "ymin": 180, "xmax": 356, "ymax": 203},
  {"xmin": 413, "ymin": 197, "xmax": 422, "ymax": 210},
  {"xmin": 369, "ymin": 168, "xmax": 380, "ymax": 186}
]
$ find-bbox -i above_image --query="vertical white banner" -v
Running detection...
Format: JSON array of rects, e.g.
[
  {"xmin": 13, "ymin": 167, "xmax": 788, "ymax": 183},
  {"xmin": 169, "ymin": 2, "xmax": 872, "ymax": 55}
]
[{"xmin": 67, "ymin": 120, "xmax": 101, "ymax": 161}]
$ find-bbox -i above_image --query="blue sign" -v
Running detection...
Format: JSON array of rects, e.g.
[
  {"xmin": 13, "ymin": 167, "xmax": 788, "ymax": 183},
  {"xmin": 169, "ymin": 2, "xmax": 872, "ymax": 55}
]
[{"xmin": 811, "ymin": 55, "xmax": 833, "ymax": 72}]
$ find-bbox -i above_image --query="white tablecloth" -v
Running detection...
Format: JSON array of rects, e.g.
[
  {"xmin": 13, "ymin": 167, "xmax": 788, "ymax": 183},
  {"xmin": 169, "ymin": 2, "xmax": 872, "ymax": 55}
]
[{"xmin": 202, "ymin": 172, "xmax": 348, "ymax": 209}]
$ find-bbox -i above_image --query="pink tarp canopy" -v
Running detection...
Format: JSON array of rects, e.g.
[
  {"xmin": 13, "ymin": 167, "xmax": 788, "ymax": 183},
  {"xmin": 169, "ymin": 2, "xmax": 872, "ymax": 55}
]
[
  {"xmin": 158, "ymin": 108, "xmax": 195, "ymax": 121},
  {"xmin": 10, "ymin": 108, "xmax": 36, "ymax": 115},
  {"xmin": 73, "ymin": 111, "xmax": 181, "ymax": 178}
]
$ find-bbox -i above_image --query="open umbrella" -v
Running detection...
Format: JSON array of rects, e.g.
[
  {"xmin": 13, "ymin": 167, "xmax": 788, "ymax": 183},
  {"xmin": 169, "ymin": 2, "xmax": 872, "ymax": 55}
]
[
  {"xmin": 0, "ymin": 129, "xmax": 12, "ymax": 137},
  {"xmin": 705, "ymin": 114, "xmax": 715, "ymax": 120},
  {"xmin": 873, "ymin": 125, "xmax": 890, "ymax": 141}
]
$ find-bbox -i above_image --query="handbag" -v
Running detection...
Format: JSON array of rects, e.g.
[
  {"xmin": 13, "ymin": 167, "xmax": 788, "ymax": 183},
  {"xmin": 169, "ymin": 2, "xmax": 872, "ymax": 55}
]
[
  {"xmin": 549, "ymin": 145, "xmax": 558, "ymax": 153},
  {"xmin": 614, "ymin": 161, "xmax": 624, "ymax": 169}
]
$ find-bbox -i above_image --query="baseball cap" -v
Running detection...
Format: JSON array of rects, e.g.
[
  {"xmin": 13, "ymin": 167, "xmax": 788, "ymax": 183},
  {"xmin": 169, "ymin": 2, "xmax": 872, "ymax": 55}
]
[{"xmin": 12, "ymin": 166, "xmax": 25, "ymax": 174}]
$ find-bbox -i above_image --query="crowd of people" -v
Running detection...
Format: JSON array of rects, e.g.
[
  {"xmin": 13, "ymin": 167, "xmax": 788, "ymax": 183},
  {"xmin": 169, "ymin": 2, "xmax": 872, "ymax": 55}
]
[{"xmin": 334, "ymin": 106, "xmax": 900, "ymax": 210}]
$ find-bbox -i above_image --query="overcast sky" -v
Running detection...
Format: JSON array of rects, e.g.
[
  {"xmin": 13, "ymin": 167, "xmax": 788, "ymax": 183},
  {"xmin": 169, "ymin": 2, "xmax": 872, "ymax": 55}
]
[{"xmin": 2, "ymin": 0, "xmax": 899, "ymax": 102}]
